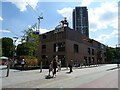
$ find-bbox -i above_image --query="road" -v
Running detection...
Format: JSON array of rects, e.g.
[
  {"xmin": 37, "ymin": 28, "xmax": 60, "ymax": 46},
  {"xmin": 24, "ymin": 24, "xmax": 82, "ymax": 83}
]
[{"xmin": 1, "ymin": 64, "xmax": 119, "ymax": 88}]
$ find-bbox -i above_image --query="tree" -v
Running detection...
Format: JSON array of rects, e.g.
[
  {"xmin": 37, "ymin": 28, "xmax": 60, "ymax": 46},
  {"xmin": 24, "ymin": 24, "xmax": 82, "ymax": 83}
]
[
  {"xmin": 0, "ymin": 39, "xmax": 2, "ymax": 56},
  {"xmin": 1, "ymin": 37, "xmax": 13, "ymax": 58},
  {"xmin": 16, "ymin": 42, "xmax": 29, "ymax": 56},
  {"xmin": 17, "ymin": 27, "xmax": 39, "ymax": 57},
  {"xmin": 115, "ymin": 47, "xmax": 120, "ymax": 63},
  {"xmin": 116, "ymin": 47, "xmax": 120, "ymax": 58},
  {"xmin": 16, "ymin": 25, "xmax": 41, "ymax": 69},
  {"xmin": 106, "ymin": 46, "xmax": 115, "ymax": 63}
]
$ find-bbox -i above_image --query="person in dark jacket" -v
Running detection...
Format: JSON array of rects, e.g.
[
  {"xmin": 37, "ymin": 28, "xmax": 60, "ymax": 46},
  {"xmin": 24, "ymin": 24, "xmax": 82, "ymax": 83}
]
[
  {"xmin": 68, "ymin": 59, "xmax": 73, "ymax": 73},
  {"xmin": 52, "ymin": 57, "xmax": 58, "ymax": 77}
]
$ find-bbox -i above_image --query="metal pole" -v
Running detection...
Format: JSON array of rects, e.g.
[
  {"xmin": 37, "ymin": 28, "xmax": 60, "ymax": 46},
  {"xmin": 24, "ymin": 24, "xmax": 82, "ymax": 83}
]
[
  {"xmin": 6, "ymin": 61, "xmax": 10, "ymax": 77},
  {"xmin": 38, "ymin": 17, "xmax": 43, "ymax": 73},
  {"xmin": 40, "ymin": 61, "xmax": 42, "ymax": 73},
  {"xmin": 38, "ymin": 17, "xmax": 40, "ymax": 32}
]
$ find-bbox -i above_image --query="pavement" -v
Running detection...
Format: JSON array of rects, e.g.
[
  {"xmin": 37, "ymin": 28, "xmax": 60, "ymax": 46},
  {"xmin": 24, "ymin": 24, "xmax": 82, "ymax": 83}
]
[
  {"xmin": 0, "ymin": 64, "xmax": 119, "ymax": 89},
  {"xmin": 0, "ymin": 65, "xmax": 7, "ymax": 70}
]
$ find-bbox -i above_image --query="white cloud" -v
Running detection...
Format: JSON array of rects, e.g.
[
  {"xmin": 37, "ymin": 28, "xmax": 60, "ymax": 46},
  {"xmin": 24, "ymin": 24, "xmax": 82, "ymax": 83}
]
[
  {"xmin": 96, "ymin": 29, "xmax": 118, "ymax": 43},
  {"xmin": 0, "ymin": 17, "xmax": 3, "ymax": 21},
  {"xmin": 28, "ymin": 25, "xmax": 32, "ymax": 28},
  {"xmin": 111, "ymin": 30, "xmax": 118, "ymax": 37},
  {"xmin": 0, "ymin": 29, "xmax": 11, "ymax": 33},
  {"xmin": 57, "ymin": 7, "xmax": 73, "ymax": 21},
  {"xmin": 96, "ymin": 34, "xmax": 110, "ymax": 43},
  {"xmin": 56, "ymin": 1, "xmax": 118, "ymax": 33},
  {"xmin": 89, "ymin": 1, "xmax": 118, "ymax": 32},
  {"xmin": 81, "ymin": 0, "xmax": 94, "ymax": 6},
  {"xmin": 40, "ymin": 28, "xmax": 51, "ymax": 34},
  {"xmin": 7, "ymin": 0, "xmax": 39, "ymax": 12},
  {"xmin": 13, "ymin": 38, "xmax": 22, "ymax": 45}
]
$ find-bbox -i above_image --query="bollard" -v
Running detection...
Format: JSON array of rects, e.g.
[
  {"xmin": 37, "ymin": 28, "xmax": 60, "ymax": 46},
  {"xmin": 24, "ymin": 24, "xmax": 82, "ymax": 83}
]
[{"xmin": 6, "ymin": 61, "xmax": 10, "ymax": 77}]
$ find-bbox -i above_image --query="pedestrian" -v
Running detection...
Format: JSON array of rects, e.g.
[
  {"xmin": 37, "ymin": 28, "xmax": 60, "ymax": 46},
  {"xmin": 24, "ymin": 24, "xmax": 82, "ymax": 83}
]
[
  {"xmin": 48, "ymin": 61, "xmax": 53, "ymax": 76},
  {"xmin": 52, "ymin": 57, "xmax": 58, "ymax": 77},
  {"xmin": 57, "ymin": 59, "xmax": 61, "ymax": 72},
  {"xmin": 13, "ymin": 59, "xmax": 17, "ymax": 67},
  {"xmin": 68, "ymin": 59, "xmax": 73, "ymax": 73},
  {"xmin": 21, "ymin": 58, "xmax": 25, "ymax": 71}
]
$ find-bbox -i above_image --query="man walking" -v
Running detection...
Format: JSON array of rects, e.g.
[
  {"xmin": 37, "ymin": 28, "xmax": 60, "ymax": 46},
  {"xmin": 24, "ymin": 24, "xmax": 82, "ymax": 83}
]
[
  {"xmin": 52, "ymin": 56, "xmax": 58, "ymax": 77},
  {"xmin": 68, "ymin": 59, "xmax": 73, "ymax": 73}
]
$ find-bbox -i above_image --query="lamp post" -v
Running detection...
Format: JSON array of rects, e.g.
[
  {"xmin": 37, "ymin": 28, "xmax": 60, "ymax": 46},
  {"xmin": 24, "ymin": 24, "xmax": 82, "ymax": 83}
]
[
  {"xmin": 13, "ymin": 37, "xmax": 18, "ymax": 60},
  {"xmin": 37, "ymin": 16, "xmax": 43, "ymax": 73}
]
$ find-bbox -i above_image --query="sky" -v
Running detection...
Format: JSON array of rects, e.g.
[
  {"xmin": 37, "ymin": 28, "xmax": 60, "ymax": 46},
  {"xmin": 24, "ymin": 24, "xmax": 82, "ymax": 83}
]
[{"xmin": 1, "ymin": 0, "xmax": 119, "ymax": 47}]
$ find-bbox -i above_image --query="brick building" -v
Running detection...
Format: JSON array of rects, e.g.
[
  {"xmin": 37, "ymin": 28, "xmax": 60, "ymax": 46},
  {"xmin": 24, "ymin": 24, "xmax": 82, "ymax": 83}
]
[{"xmin": 38, "ymin": 19, "xmax": 106, "ymax": 68}]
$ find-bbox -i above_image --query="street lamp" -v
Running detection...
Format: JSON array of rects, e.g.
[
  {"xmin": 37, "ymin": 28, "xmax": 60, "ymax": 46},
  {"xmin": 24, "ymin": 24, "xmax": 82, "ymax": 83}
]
[
  {"xmin": 35, "ymin": 16, "xmax": 43, "ymax": 73},
  {"xmin": 13, "ymin": 37, "xmax": 18, "ymax": 60}
]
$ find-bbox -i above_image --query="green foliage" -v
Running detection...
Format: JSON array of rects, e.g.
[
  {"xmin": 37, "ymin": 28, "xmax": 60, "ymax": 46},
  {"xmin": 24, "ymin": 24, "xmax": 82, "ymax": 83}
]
[
  {"xmin": 17, "ymin": 28, "xmax": 39, "ymax": 57},
  {"xmin": 0, "ymin": 39, "xmax": 2, "ymax": 56},
  {"xmin": 1, "ymin": 37, "xmax": 13, "ymax": 58},
  {"xmin": 116, "ymin": 47, "xmax": 120, "ymax": 58},
  {"xmin": 106, "ymin": 46, "xmax": 120, "ymax": 63},
  {"xmin": 17, "ymin": 42, "xmax": 29, "ymax": 56}
]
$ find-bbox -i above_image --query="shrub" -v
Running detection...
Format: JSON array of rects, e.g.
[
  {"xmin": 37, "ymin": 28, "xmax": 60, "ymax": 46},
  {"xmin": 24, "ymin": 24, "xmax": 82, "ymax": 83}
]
[{"xmin": 19, "ymin": 56, "xmax": 39, "ymax": 67}]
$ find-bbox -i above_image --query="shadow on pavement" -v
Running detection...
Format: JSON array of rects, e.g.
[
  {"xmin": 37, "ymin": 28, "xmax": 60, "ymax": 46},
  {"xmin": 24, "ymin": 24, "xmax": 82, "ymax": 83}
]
[
  {"xmin": 0, "ymin": 75, "xmax": 8, "ymax": 78},
  {"xmin": 13, "ymin": 70, "xmax": 22, "ymax": 72},
  {"xmin": 66, "ymin": 72, "xmax": 72, "ymax": 74},
  {"xmin": 45, "ymin": 75, "xmax": 53, "ymax": 79},
  {"xmin": 106, "ymin": 67, "xmax": 118, "ymax": 71},
  {"xmin": 0, "ymin": 68, "xmax": 7, "ymax": 70}
]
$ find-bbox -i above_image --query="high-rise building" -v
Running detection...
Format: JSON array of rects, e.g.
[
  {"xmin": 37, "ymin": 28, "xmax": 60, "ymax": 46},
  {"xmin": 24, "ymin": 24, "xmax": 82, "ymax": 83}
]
[{"xmin": 73, "ymin": 7, "xmax": 89, "ymax": 37}]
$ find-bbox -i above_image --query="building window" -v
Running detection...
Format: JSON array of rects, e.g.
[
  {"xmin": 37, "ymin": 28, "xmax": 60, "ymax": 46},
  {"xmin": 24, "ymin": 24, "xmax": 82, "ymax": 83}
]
[
  {"xmin": 88, "ymin": 48, "xmax": 90, "ymax": 54},
  {"xmin": 74, "ymin": 44, "xmax": 79, "ymax": 53},
  {"xmin": 104, "ymin": 52, "xmax": 106, "ymax": 56},
  {"xmin": 92, "ymin": 49, "xmax": 94, "ymax": 55},
  {"xmin": 42, "ymin": 55, "xmax": 46, "ymax": 59},
  {"xmin": 54, "ymin": 42, "xmax": 65, "ymax": 52},
  {"xmin": 88, "ymin": 57, "xmax": 91, "ymax": 65},
  {"xmin": 84, "ymin": 56, "xmax": 87, "ymax": 64},
  {"xmin": 54, "ymin": 44, "xmax": 58, "ymax": 52},
  {"xmin": 98, "ymin": 43, "xmax": 101, "ymax": 49},
  {"xmin": 42, "ymin": 45, "xmax": 46, "ymax": 49},
  {"xmin": 101, "ymin": 44, "xmax": 104, "ymax": 49},
  {"xmin": 92, "ymin": 57, "xmax": 94, "ymax": 64}
]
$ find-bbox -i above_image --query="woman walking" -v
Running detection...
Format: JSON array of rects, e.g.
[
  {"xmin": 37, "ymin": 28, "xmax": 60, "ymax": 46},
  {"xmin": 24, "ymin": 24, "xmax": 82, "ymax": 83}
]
[
  {"xmin": 68, "ymin": 59, "xmax": 73, "ymax": 73},
  {"xmin": 48, "ymin": 61, "xmax": 53, "ymax": 76}
]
